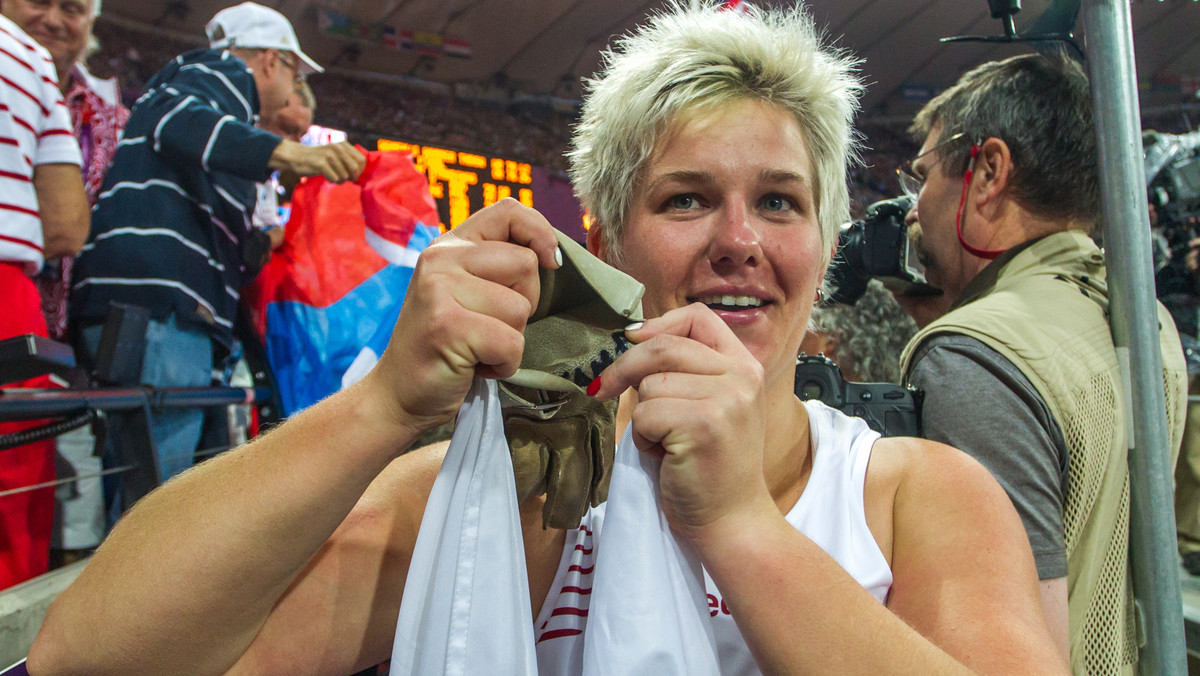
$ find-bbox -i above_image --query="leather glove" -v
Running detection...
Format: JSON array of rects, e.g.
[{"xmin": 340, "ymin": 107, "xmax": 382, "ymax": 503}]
[
  {"xmin": 500, "ymin": 378, "xmax": 617, "ymax": 529},
  {"xmin": 500, "ymin": 231, "xmax": 643, "ymax": 529}
]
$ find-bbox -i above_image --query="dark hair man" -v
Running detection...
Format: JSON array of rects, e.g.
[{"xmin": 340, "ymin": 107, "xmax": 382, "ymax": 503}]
[{"xmin": 894, "ymin": 53, "xmax": 1189, "ymax": 674}]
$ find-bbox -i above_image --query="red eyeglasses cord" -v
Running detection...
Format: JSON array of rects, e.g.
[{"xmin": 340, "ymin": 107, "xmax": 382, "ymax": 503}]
[{"xmin": 956, "ymin": 144, "xmax": 1007, "ymax": 260}]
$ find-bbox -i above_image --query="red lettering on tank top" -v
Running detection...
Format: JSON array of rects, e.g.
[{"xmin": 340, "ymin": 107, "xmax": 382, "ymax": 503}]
[{"xmin": 707, "ymin": 593, "xmax": 733, "ymax": 617}]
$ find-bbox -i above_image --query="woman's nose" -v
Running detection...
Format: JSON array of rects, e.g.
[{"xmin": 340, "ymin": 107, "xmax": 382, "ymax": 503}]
[{"xmin": 709, "ymin": 202, "xmax": 762, "ymax": 267}]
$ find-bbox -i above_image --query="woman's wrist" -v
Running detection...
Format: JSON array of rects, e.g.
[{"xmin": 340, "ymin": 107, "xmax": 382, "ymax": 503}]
[
  {"xmin": 685, "ymin": 492, "xmax": 785, "ymax": 574},
  {"xmin": 342, "ymin": 372, "xmax": 429, "ymax": 462}
]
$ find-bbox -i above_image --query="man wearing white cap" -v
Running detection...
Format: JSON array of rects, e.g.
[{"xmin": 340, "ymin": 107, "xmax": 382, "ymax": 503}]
[{"xmin": 70, "ymin": 2, "xmax": 364, "ymax": 487}]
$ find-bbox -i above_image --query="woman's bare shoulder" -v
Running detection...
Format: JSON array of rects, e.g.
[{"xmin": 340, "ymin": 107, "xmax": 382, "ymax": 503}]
[
  {"xmin": 862, "ymin": 436, "xmax": 1005, "ymax": 565},
  {"xmin": 866, "ymin": 435, "xmax": 996, "ymax": 498}
]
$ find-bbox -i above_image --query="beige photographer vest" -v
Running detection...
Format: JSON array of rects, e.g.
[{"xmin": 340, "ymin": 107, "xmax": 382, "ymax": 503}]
[{"xmin": 900, "ymin": 230, "xmax": 1188, "ymax": 675}]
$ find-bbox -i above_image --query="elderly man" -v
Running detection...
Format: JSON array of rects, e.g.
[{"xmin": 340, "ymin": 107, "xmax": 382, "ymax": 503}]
[
  {"xmin": 1, "ymin": 0, "xmax": 130, "ymax": 339},
  {"xmin": 894, "ymin": 53, "xmax": 1188, "ymax": 674},
  {"xmin": 0, "ymin": 13, "xmax": 88, "ymax": 589},
  {"xmin": 70, "ymin": 2, "xmax": 365, "ymax": 486},
  {"xmin": 1, "ymin": 0, "xmax": 129, "ymax": 568}
]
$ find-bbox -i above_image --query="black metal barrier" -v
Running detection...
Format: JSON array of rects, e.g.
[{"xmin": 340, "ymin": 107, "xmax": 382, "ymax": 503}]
[
  {"xmin": 0, "ymin": 385, "xmax": 273, "ymax": 509},
  {"xmin": 0, "ymin": 328, "xmax": 283, "ymax": 669}
]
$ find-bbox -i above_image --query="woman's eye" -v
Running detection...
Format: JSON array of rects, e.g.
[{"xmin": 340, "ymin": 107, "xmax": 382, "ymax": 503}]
[
  {"xmin": 762, "ymin": 195, "xmax": 792, "ymax": 212},
  {"xmin": 668, "ymin": 194, "xmax": 698, "ymax": 210}
]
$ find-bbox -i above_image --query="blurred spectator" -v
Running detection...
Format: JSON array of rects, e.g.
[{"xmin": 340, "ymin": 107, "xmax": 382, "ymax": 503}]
[
  {"xmin": 802, "ymin": 279, "xmax": 918, "ymax": 383},
  {"xmin": 0, "ymin": 13, "xmax": 88, "ymax": 589},
  {"xmin": 2, "ymin": 0, "xmax": 131, "ymax": 339},
  {"xmin": 2, "ymin": 0, "xmax": 131, "ymax": 567},
  {"xmin": 69, "ymin": 2, "xmax": 363, "ymax": 487},
  {"xmin": 267, "ymin": 80, "xmax": 315, "ymax": 141},
  {"xmin": 254, "ymin": 82, "xmax": 315, "ymax": 249}
]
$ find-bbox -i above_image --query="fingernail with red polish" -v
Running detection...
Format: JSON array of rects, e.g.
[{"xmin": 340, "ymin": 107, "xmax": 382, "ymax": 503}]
[{"xmin": 587, "ymin": 375, "xmax": 602, "ymax": 397}]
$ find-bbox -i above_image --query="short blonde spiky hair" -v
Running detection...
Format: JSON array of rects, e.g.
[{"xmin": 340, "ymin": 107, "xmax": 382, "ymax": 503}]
[{"xmin": 568, "ymin": 1, "xmax": 862, "ymax": 264}]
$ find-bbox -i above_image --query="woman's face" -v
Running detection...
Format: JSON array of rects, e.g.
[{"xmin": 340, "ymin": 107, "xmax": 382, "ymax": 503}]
[{"xmin": 600, "ymin": 98, "xmax": 826, "ymax": 383}]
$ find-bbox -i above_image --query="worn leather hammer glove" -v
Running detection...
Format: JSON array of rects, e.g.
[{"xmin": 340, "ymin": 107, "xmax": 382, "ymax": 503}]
[
  {"xmin": 500, "ymin": 231, "xmax": 643, "ymax": 529},
  {"xmin": 500, "ymin": 377, "xmax": 617, "ymax": 529}
]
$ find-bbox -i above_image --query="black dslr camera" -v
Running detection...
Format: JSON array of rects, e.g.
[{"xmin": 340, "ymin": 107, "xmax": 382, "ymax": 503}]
[
  {"xmin": 794, "ymin": 354, "xmax": 923, "ymax": 437},
  {"xmin": 826, "ymin": 196, "xmax": 941, "ymax": 305}
]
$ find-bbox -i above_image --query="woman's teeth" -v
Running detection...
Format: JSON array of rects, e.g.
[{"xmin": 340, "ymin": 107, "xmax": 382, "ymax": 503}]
[{"xmin": 696, "ymin": 295, "xmax": 764, "ymax": 308}]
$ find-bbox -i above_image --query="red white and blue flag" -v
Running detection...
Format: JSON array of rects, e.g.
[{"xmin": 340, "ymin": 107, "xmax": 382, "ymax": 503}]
[{"xmin": 244, "ymin": 149, "xmax": 440, "ymax": 415}]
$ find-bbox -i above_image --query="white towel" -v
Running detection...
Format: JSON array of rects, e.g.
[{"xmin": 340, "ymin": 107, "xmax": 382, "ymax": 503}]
[{"xmin": 392, "ymin": 378, "xmax": 719, "ymax": 675}]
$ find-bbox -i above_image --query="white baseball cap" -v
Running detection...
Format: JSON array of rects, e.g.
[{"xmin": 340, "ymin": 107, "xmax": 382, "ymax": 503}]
[{"xmin": 206, "ymin": 2, "xmax": 323, "ymax": 74}]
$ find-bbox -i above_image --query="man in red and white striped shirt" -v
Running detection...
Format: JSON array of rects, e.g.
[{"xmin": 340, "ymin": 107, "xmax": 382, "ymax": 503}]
[{"xmin": 0, "ymin": 11, "xmax": 87, "ymax": 589}]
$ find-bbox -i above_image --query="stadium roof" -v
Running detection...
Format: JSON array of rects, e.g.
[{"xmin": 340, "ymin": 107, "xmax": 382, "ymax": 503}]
[{"xmin": 100, "ymin": 0, "xmax": 1200, "ymax": 120}]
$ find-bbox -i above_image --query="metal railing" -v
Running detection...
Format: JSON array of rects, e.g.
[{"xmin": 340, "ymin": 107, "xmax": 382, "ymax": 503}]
[{"xmin": 0, "ymin": 385, "xmax": 274, "ymax": 509}]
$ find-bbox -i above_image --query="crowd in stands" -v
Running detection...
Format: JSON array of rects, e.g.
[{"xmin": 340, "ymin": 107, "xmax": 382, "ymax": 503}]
[
  {"xmin": 57, "ymin": 16, "xmax": 1200, "ymax": 222},
  {"xmin": 88, "ymin": 18, "xmax": 913, "ymax": 195}
]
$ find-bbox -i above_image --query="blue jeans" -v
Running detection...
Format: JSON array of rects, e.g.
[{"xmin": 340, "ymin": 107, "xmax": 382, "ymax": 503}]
[{"xmin": 83, "ymin": 314, "xmax": 213, "ymax": 487}]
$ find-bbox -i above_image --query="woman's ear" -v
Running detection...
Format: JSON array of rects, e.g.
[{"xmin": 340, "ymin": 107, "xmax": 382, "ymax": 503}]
[{"xmin": 586, "ymin": 221, "xmax": 609, "ymax": 261}]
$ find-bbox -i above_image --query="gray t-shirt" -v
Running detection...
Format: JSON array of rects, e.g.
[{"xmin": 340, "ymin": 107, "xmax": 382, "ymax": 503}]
[{"xmin": 907, "ymin": 334, "xmax": 1070, "ymax": 579}]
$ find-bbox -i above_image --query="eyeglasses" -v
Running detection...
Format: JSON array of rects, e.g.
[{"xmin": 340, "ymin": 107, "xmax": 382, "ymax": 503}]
[
  {"xmin": 278, "ymin": 52, "xmax": 306, "ymax": 86},
  {"xmin": 908, "ymin": 134, "xmax": 1005, "ymax": 260},
  {"xmin": 896, "ymin": 131, "xmax": 968, "ymax": 199}
]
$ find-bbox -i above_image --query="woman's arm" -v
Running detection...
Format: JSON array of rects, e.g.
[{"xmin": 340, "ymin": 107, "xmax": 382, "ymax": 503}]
[
  {"xmin": 881, "ymin": 438, "xmax": 1067, "ymax": 673},
  {"xmin": 225, "ymin": 441, "xmax": 565, "ymax": 675},
  {"xmin": 697, "ymin": 438, "xmax": 1065, "ymax": 675},
  {"xmin": 593, "ymin": 305, "xmax": 1067, "ymax": 675},
  {"xmin": 28, "ymin": 199, "xmax": 563, "ymax": 676},
  {"xmin": 30, "ymin": 381, "xmax": 423, "ymax": 675}
]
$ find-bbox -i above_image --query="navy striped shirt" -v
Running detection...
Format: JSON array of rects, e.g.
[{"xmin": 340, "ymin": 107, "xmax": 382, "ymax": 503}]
[{"xmin": 71, "ymin": 49, "xmax": 281, "ymax": 350}]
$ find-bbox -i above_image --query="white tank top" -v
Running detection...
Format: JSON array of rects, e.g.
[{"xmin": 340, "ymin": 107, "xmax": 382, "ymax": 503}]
[{"xmin": 533, "ymin": 401, "xmax": 893, "ymax": 675}]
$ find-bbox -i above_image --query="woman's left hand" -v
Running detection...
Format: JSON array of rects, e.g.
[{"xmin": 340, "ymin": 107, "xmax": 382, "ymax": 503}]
[{"xmin": 590, "ymin": 303, "xmax": 776, "ymax": 543}]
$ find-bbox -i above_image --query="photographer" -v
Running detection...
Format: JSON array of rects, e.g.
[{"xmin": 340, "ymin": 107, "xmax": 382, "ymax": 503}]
[{"xmin": 893, "ymin": 53, "xmax": 1188, "ymax": 673}]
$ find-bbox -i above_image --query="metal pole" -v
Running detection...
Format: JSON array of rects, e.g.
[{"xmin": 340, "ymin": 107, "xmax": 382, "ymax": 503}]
[
  {"xmin": 1081, "ymin": 1, "xmax": 1186, "ymax": 673},
  {"xmin": 0, "ymin": 386, "xmax": 275, "ymax": 420}
]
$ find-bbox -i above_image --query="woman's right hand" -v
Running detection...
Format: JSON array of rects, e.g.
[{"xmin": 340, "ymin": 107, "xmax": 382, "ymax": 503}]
[{"xmin": 364, "ymin": 198, "xmax": 561, "ymax": 442}]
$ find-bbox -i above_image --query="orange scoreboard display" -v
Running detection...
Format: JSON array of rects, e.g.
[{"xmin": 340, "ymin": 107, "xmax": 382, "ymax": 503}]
[{"xmin": 374, "ymin": 138, "xmax": 537, "ymax": 232}]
